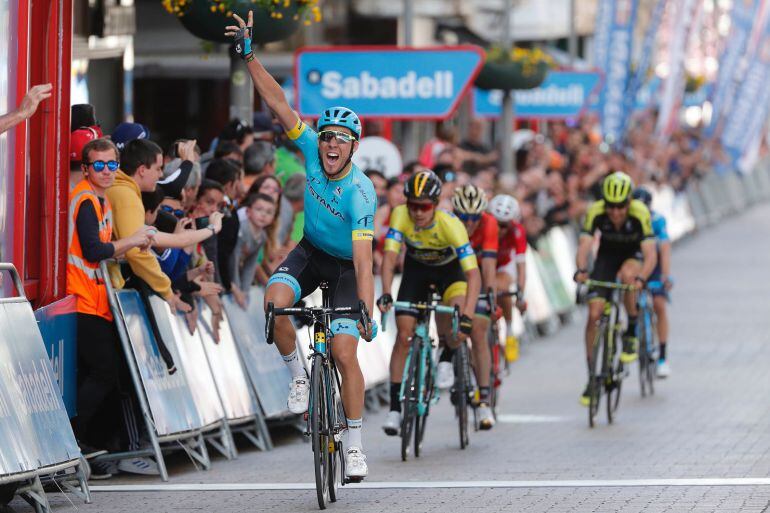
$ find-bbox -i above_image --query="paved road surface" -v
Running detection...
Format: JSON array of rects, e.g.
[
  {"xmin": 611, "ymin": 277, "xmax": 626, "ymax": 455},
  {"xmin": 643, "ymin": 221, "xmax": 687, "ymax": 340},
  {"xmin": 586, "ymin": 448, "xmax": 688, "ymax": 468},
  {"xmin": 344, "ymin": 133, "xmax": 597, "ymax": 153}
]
[{"xmin": 8, "ymin": 204, "xmax": 770, "ymax": 512}]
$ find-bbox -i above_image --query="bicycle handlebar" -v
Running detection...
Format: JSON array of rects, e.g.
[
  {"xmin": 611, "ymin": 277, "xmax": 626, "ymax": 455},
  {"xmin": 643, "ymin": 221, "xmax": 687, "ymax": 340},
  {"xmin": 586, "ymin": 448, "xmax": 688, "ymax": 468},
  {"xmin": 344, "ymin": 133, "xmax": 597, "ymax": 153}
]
[
  {"xmin": 265, "ymin": 300, "xmax": 370, "ymax": 344},
  {"xmin": 583, "ymin": 279, "xmax": 639, "ymax": 291},
  {"xmin": 381, "ymin": 300, "xmax": 460, "ymax": 337}
]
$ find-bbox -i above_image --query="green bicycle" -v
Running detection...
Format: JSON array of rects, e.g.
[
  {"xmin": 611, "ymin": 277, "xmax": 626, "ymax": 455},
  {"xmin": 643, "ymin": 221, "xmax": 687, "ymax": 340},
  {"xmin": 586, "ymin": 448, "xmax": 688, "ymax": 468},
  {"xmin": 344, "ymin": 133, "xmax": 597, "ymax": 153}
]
[
  {"xmin": 583, "ymin": 279, "xmax": 637, "ymax": 428},
  {"xmin": 383, "ymin": 294, "xmax": 459, "ymax": 461}
]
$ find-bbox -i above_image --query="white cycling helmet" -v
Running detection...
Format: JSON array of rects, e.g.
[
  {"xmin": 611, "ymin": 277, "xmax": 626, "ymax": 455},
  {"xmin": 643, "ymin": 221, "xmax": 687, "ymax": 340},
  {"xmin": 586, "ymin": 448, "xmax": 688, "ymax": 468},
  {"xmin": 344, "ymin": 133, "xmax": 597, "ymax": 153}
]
[
  {"xmin": 489, "ymin": 194, "xmax": 521, "ymax": 223},
  {"xmin": 451, "ymin": 184, "xmax": 488, "ymax": 215}
]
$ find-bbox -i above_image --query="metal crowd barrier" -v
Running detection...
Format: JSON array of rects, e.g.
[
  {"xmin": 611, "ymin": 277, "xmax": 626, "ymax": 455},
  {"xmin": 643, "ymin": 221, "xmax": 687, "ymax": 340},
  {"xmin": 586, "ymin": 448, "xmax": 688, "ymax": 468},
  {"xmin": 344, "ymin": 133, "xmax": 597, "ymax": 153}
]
[{"xmin": 0, "ymin": 264, "xmax": 90, "ymax": 512}]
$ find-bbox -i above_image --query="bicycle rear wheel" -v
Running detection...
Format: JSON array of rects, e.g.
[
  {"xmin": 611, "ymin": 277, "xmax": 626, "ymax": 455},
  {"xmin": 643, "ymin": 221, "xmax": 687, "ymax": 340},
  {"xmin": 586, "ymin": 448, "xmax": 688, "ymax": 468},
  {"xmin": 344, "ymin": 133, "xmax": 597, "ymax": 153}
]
[
  {"xmin": 454, "ymin": 343, "xmax": 470, "ymax": 449},
  {"xmin": 414, "ymin": 343, "xmax": 433, "ymax": 458},
  {"xmin": 400, "ymin": 336, "xmax": 420, "ymax": 462},
  {"xmin": 328, "ymin": 368, "xmax": 344, "ymax": 501},
  {"xmin": 311, "ymin": 355, "xmax": 330, "ymax": 509}
]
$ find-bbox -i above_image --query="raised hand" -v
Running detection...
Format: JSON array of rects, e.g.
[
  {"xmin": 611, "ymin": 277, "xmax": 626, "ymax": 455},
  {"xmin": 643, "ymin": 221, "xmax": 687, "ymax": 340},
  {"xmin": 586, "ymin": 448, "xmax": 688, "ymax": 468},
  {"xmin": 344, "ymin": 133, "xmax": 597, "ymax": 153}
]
[{"xmin": 224, "ymin": 11, "xmax": 253, "ymax": 59}]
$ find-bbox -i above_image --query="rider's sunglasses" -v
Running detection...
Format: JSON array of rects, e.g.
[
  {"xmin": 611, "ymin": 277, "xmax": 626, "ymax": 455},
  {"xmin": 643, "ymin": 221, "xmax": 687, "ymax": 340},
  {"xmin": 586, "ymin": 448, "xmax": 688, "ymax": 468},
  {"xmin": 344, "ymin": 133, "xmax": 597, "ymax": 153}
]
[
  {"xmin": 407, "ymin": 201, "xmax": 434, "ymax": 213},
  {"xmin": 605, "ymin": 201, "xmax": 629, "ymax": 210},
  {"xmin": 455, "ymin": 211, "xmax": 482, "ymax": 222},
  {"xmin": 87, "ymin": 160, "xmax": 120, "ymax": 172},
  {"xmin": 160, "ymin": 204, "xmax": 185, "ymax": 219},
  {"xmin": 318, "ymin": 130, "xmax": 355, "ymax": 144}
]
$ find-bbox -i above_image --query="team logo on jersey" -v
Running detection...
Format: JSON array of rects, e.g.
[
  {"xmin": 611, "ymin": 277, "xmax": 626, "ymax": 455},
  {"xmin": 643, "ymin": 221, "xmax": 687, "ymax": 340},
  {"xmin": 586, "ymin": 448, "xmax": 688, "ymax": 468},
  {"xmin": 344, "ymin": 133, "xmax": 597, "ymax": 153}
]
[
  {"xmin": 308, "ymin": 184, "xmax": 344, "ymax": 220},
  {"xmin": 357, "ymin": 214, "xmax": 374, "ymax": 227},
  {"xmin": 334, "ymin": 186, "xmax": 343, "ymax": 197}
]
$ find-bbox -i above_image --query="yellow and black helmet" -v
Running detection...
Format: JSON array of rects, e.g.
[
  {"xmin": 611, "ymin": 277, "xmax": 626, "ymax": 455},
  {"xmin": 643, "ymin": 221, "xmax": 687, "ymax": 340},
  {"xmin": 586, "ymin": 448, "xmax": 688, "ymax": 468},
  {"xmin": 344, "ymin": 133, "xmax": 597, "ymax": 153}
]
[
  {"xmin": 602, "ymin": 171, "xmax": 633, "ymax": 204},
  {"xmin": 404, "ymin": 170, "xmax": 442, "ymax": 202}
]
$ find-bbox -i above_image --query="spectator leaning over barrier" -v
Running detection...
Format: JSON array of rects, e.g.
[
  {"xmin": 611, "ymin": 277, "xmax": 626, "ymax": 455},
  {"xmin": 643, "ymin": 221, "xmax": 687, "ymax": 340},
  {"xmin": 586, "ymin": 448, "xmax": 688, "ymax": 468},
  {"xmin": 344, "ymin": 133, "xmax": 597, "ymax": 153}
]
[
  {"xmin": 67, "ymin": 137, "xmax": 155, "ymax": 463},
  {"xmin": 0, "ymin": 83, "xmax": 51, "ymax": 135},
  {"xmin": 281, "ymin": 173, "xmax": 306, "ymax": 253},
  {"xmin": 203, "ymin": 158, "xmax": 241, "ymax": 286},
  {"xmin": 107, "ymin": 138, "xmax": 192, "ymax": 313},
  {"xmin": 248, "ymin": 174, "xmax": 292, "ymax": 247},
  {"xmin": 229, "ymin": 192, "xmax": 278, "ymax": 308}
]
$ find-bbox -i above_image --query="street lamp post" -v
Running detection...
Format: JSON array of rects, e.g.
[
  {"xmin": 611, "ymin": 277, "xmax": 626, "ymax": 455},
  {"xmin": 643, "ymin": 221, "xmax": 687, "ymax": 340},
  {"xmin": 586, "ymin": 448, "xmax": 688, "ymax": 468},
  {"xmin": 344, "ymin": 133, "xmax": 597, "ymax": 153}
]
[
  {"xmin": 230, "ymin": 49, "xmax": 254, "ymax": 124},
  {"xmin": 499, "ymin": 0, "xmax": 516, "ymax": 179},
  {"xmin": 401, "ymin": 0, "xmax": 417, "ymax": 163}
]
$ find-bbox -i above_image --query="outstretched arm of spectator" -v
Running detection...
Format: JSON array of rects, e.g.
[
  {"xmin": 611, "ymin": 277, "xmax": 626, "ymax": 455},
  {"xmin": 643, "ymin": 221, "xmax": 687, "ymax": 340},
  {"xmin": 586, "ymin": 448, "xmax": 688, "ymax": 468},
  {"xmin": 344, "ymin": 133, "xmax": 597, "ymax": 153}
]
[
  {"xmin": 153, "ymin": 212, "xmax": 223, "ymax": 249},
  {"xmin": 0, "ymin": 84, "xmax": 52, "ymax": 135},
  {"xmin": 225, "ymin": 12, "xmax": 298, "ymax": 131}
]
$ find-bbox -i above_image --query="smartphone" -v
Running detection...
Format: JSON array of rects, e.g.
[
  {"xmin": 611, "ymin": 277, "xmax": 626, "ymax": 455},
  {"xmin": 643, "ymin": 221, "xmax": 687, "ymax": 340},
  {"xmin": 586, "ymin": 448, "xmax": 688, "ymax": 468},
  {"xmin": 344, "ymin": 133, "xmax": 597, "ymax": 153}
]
[{"xmin": 194, "ymin": 216, "xmax": 209, "ymax": 230}]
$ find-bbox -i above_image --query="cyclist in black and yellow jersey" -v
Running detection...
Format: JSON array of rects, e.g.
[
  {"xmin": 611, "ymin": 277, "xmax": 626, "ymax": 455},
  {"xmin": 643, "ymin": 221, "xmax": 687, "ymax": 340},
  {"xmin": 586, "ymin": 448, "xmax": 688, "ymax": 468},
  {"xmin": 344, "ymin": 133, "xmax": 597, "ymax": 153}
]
[
  {"xmin": 574, "ymin": 171, "xmax": 657, "ymax": 406},
  {"xmin": 377, "ymin": 170, "xmax": 481, "ymax": 435}
]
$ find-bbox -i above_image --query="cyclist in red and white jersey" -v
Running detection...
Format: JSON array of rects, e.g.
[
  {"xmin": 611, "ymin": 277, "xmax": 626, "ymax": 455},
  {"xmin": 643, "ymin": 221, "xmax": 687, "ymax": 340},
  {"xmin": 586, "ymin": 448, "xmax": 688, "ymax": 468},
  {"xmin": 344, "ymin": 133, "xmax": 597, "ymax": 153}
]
[{"xmin": 488, "ymin": 194, "xmax": 527, "ymax": 362}]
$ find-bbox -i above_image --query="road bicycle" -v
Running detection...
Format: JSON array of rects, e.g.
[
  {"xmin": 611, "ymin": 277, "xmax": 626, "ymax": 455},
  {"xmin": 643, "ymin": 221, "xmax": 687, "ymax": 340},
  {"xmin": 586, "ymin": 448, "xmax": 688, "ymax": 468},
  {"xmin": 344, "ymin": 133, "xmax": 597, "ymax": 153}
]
[
  {"xmin": 383, "ymin": 294, "xmax": 459, "ymax": 460},
  {"xmin": 583, "ymin": 279, "xmax": 637, "ymax": 428},
  {"xmin": 637, "ymin": 280, "xmax": 664, "ymax": 397},
  {"xmin": 266, "ymin": 282, "xmax": 370, "ymax": 510}
]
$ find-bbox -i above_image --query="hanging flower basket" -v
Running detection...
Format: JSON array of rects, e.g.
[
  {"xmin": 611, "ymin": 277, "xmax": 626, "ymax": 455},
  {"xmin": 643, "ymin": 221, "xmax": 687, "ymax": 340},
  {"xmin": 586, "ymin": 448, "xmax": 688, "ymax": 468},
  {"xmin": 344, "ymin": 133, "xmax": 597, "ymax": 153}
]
[
  {"xmin": 163, "ymin": 0, "xmax": 321, "ymax": 44},
  {"xmin": 475, "ymin": 46, "xmax": 554, "ymax": 91}
]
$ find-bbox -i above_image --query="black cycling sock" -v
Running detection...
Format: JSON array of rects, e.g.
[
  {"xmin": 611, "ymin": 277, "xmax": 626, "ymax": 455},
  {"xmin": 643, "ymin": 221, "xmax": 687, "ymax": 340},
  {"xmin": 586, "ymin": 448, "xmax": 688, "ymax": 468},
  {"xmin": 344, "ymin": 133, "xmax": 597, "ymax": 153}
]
[
  {"xmin": 439, "ymin": 347, "xmax": 456, "ymax": 363},
  {"xmin": 479, "ymin": 386, "xmax": 491, "ymax": 404},
  {"xmin": 658, "ymin": 343, "xmax": 667, "ymax": 360},
  {"xmin": 389, "ymin": 382, "xmax": 401, "ymax": 412},
  {"xmin": 626, "ymin": 316, "xmax": 638, "ymax": 338}
]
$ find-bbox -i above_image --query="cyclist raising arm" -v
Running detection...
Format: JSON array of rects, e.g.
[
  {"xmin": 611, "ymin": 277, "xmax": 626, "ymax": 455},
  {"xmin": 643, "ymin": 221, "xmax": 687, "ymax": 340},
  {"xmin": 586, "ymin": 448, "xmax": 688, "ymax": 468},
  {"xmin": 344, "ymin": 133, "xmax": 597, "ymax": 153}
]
[
  {"xmin": 226, "ymin": 12, "xmax": 377, "ymax": 479},
  {"xmin": 378, "ymin": 171, "xmax": 481, "ymax": 436},
  {"xmin": 574, "ymin": 172, "xmax": 657, "ymax": 406}
]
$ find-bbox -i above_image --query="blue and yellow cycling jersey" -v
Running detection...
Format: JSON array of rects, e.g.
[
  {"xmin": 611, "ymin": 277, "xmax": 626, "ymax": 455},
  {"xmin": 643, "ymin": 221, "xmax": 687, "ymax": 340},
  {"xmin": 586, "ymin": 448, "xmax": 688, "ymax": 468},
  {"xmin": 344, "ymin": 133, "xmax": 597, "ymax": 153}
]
[
  {"xmin": 285, "ymin": 119, "xmax": 376, "ymax": 260},
  {"xmin": 384, "ymin": 205, "xmax": 478, "ymax": 272}
]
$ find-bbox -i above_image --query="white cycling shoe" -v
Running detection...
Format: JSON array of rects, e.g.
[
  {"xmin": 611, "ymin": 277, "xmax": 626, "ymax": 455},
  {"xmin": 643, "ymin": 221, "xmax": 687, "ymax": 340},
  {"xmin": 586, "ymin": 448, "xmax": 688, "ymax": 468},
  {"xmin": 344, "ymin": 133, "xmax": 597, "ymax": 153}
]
[
  {"xmin": 436, "ymin": 361, "xmax": 455, "ymax": 389},
  {"xmin": 287, "ymin": 375, "xmax": 310, "ymax": 414},
  {"xmin": 345, "ymin": 447, "xmax": 368, "ymax": 478},
  {"xmin": 656, "ymin": 359, "xmax": 671, "ymax": 379},
  {"xmin": 478, "ymin": 404, "xmax": 495, "ymax": 430},
  {"xmin": 382, "ymin": 411, "xmax": 401, "ymax": 436}
]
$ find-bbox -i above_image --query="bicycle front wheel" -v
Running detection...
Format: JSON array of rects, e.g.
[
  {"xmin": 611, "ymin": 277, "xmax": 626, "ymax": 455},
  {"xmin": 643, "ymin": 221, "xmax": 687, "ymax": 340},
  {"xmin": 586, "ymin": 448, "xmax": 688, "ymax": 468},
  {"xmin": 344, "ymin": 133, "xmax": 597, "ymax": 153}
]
[
  {"xmin": 311, "ymin": 355, "xmax": 330, "ymax": 509},
  {"xmin": 588, "ymin": 322, "xmax": 604, "ymax": 428},
  {"xmin": 454, "ymin": 343, "xmax": 470, "ymax": 449},
  {"xmin": 414, "ymin": 341, "xmax": 433, "ymax": 458},
  {"xmin": 328, "ymin": 368, "xmax": 343, "ymax": 501},
  {"xmin": 400, "ymin": 336, "xmax": 420, "ymax": 462}
]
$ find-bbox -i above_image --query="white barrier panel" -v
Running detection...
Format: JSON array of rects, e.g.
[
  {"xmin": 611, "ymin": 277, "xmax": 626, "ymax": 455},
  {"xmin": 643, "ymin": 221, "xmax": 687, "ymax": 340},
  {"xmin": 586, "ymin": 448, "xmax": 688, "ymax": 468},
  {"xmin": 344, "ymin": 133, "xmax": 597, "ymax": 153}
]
[
  {"xmin": 198, "ymin": 303, "xmax": 260, "ymax": 421},
  {"xmin": 149, "ymin": 297, "xmax": 224, "ymax": 428},
  {"xmin": 523, "ymin": 246, "xmax": 555, "ymax": 324},
  {"xmin": 222, "ymin": 290, "xmax": 292, "ymax": 419},
  {"xmin": 650, "ymin": 184, "xmax": 696, "ymax": 241},
  {"xmin": 116, "ymin": 290, "xmax": 203, "ymax": 435},
  {"xmin": 543, "ymin": 227, "xmax": 578, "ymax": 304}
]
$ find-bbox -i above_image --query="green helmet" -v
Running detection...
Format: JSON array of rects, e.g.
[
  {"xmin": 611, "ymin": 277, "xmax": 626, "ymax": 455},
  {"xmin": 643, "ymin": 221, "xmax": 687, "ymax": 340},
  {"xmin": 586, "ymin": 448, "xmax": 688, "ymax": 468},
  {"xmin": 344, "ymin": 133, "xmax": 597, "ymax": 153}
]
[{"xmin": 602, "ymin": 171, "xmax": 633, "ymax": 204}]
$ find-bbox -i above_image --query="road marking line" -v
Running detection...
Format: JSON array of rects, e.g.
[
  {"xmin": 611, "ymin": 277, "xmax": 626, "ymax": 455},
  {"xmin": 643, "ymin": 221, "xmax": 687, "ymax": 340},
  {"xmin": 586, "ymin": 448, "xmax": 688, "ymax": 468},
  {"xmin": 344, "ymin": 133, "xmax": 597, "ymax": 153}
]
[
  {"xmin": 90, "ymin": 478, "xmax": 770, "ymax": 493},
  {"xmin": 496, "ymin": 414, "xmax": 569, "ymax": 423}
]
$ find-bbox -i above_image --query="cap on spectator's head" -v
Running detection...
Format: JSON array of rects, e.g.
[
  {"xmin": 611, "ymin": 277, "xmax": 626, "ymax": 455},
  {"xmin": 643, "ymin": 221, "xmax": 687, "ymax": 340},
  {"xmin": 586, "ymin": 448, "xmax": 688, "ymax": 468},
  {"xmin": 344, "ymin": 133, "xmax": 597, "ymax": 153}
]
[
  {"xmin": 70, "ymin": 127, "xmax": 101, "ymax": 163},
  {"xmin": 220, "ymin": 118, "xmax": 253, "ymax": 143},
  {"xmin": 71, "ymin": 104, "xmax": 98, "ymax": 132},
  {"xmin": 283, "ymin": 173, "xmax": 306, "ymax": 202},
  {"xmin": 158, "ymin": 161, "xmax": 193, "ymax": 201},
  {"xmin": 244, "ymin": 141, "xmax": 276, "ymax": 176},
  {"xmin": 252, "ymin": 112, "xmax": 281, "ymax": 137},
  {"xmin": 111, "ymin": 122, "xmax": 150, "ymax": 151}
]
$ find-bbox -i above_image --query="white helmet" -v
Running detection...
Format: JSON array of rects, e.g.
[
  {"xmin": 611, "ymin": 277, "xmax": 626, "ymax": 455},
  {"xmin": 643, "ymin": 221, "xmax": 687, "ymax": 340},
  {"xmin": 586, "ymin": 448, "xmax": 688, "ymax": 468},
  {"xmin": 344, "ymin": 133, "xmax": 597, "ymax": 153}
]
[{"xmin": 489, "ymin": 194, "xmax": 521, "ymax": 223}]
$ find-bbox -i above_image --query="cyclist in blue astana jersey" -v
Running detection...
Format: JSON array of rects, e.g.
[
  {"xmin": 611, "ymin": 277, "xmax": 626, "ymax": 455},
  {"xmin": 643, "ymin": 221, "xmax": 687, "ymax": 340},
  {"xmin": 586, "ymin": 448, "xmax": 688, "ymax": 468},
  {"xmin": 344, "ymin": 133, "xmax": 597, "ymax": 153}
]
[
  {"xmin": 632, "ymin": 187, "xmax": 674, "ymax": 378},
  {"xmin": 227, "ymin": 12, "xmax": 376, "ymax": 478}
]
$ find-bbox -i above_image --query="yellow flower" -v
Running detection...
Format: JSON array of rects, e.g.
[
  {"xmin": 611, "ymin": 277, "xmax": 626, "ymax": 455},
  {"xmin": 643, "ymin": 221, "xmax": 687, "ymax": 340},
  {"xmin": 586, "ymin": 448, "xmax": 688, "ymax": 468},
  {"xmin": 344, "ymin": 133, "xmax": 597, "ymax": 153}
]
[{"xmin": 210, "ymin": 5, "xmax": 217, "ymax": 12}]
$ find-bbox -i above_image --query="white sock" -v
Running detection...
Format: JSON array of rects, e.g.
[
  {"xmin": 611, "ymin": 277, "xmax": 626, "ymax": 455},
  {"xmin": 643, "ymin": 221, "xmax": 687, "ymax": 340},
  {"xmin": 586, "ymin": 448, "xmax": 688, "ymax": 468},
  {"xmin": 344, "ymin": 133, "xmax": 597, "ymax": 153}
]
[
  {"xmin": 346, "ymin": 418, "xmax": 363, "ymax": 450},
  {"xmin": 505, "ymin": 320, "xmax": 513, "ymax": 338},
  {"xmin": 282, "ymin": 349, "xmax": 306, "ymax": 378}
]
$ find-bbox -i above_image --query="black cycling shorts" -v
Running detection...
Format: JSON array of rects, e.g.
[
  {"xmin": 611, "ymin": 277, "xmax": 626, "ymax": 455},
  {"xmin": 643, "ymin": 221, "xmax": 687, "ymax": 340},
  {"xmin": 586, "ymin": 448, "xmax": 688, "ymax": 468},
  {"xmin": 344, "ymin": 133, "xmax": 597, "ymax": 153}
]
[
  {"xmin": 396, "ymin": 255, "xmax": 466, "ymax": 317},
  {"xmin": 587, "ymin": 250, "xmax": 641, "ymax": 301},
  {"xmin": 267, "ymin": 237, "xmax": 359, "ymax": 338}
]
